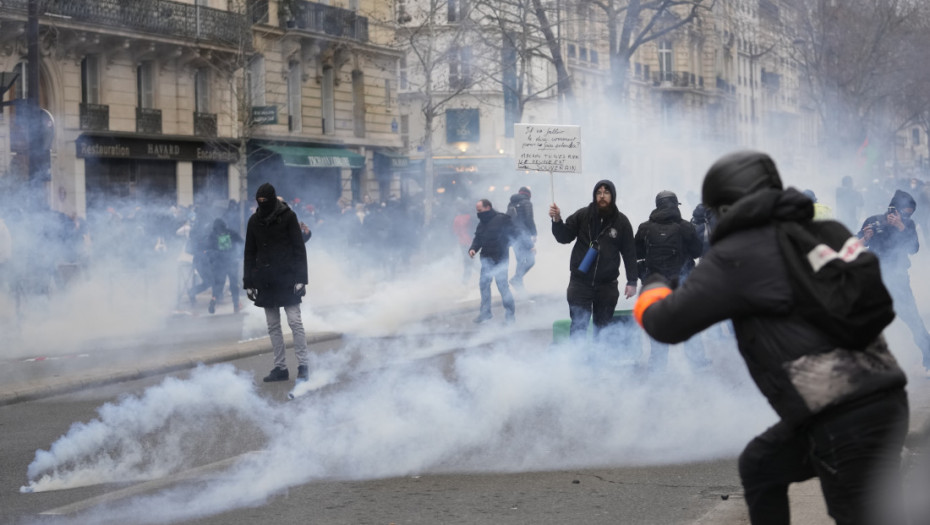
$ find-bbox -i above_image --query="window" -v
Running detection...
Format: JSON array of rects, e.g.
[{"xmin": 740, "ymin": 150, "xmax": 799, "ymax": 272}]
[
  {"xmin": 13, "ymin": 61, "xmax": 27, "ymax": 99},
  {"xmin": 321, "ymin": 66, "xmax": 335, "ymax": 134},
  {"xmin": 448, "ymin": 0, "xmax": 466, "ymax": 22},
  {"xmin": 248, "ymin": 55, "xmax": 265, "ymax": 106},
  {"xmin": 449, "ymin": 47, "xmax": 471, "ymax": 90},
  {"xmin": 352, "ymin": 70, "xmax": 366, "ymax": 138},
  {"xmin": 590, "ymin": 50, "xmax": 598, "ymax": 64},
  {"xmin": 914, "ymin": 128, "xmax": 921, "ymax": 146},
  {"xmin": 137, "ymin": 61, "xmax": 155, "ymax": 108},
  {"xmin": 400, "ymin": 115, "xmax": 409, "ymax": 149},
  {"xmin": 81, "ymin": 55, "xmax": 100, "ymax": 104},
  {"xmin": 194, "ymin": 68, "xmax": 210, "ymax": 113},
  {"xmin": 399, "ymin": 57, "xmax": 408, "ymax": 90},
  {"xmin": 567, "ymin": 44, "xmax": 576, "ymax": 59},
  {"xmin": 658, "ymin": 40, "xmax": 673, "ymax": 82},
  {"xmin": 287, "ymin": 60, "xmax": 302, "ymax": 132}
]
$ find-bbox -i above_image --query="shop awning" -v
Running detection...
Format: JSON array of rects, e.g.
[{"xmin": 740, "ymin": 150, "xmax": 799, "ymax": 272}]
[
  {"xmin": 261, "ymin": 145, "xmax": 365, "ymax": 169},
  {"xmin": 374, "ymin": 151, "xmax": 410, "ymax": 171}
]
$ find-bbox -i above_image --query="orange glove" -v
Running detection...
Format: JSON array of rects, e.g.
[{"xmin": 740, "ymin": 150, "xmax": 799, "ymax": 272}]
[{"xmin": 634, "ymin": 285, "xmax": 672, "ymax": 328}]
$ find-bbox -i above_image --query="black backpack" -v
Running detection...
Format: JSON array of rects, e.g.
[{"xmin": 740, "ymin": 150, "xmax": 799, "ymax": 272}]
[
  {"xmin": 776, "ymin": 219, "xmax": 894, "ymax": 349},
  {"xmin": 644, "ymin": 221, "xmax": 684, "ymax": 280}
]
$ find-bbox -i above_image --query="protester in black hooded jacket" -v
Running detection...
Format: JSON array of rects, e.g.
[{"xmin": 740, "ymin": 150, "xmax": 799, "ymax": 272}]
[
  {"xmin": 549, "ymin": 179, "xmax": 637, "ymax": 338},
  {"xmin": 635, "ymin": 151, "xmax": 908, "ymax": 525},
  {"xmin": 243, "ymin": 183, "xmax": 310, "ymax": 383},
  {"xmin": 469, "ymin": 198, "xmax": 515, "ymax": 324},
  {"xmin": 507, "ymin": 186, "xmax": 537, "ymax": 290},
  {"xmin": 860, "ymin": 189, "xmax": 930, "ymax": 373},
  {"xmin": 206, "ymin": 218, "xmax": 243, "ymax": 314},
  {"xmin": 634, "ymin": 190, "xmax": 705, "ymax": 372}
]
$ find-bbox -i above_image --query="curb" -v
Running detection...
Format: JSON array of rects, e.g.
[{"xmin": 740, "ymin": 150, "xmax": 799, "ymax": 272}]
[{"xmin": 0, "ymin": 332, "xmax": 343, "ymax": 407}]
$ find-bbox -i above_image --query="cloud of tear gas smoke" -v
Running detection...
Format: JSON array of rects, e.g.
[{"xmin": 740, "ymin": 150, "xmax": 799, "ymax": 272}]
[{"xmin": 20, "ymin": 322, "xmax": 772, "ymax": 524}]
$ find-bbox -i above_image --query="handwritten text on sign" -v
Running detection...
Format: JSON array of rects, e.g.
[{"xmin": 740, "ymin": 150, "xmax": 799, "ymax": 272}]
[{"xmin": 515, "ymin": 124, "xmax": 581, "ymax": 173}]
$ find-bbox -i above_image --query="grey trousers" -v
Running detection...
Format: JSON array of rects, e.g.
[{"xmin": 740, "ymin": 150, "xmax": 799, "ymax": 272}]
[{"xmin": 264, "ymin": 304, "xmax": 308, "ymax": 370}]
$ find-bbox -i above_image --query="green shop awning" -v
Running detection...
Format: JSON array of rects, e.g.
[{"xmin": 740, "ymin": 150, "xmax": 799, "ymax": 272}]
[{"xmin": 262, "ymin": 145, "xmax": 365, "ymax": 169}]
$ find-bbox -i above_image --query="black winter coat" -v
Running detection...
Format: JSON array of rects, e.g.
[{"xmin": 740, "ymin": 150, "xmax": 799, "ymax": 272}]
[
  {"xmin": 243, "ymin": 201, "xmax": 308, "ymax": 308},
  {"xmin": 860, "ymin": 213, "xmax": 919, "ymax": 272},
  {"xmin": 635, "ymin": 205, "xmax": 703, "ymax": 284},
  {"xmin": 469, "ymin": 209, "xmax": 512, "ymax": 263},
  {"xmin": 552, "ymin": 181, "xmax": 637, "ymax": 286},
  {"xmin": 640, "ymin": 188, "xmax": 906, "ymax": 427},
  {"xmin": 508, "ymin": 193, "xmax": 537, "ymax": 237}
]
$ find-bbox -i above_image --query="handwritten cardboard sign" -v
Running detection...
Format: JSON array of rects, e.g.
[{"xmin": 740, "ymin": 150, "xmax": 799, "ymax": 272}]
[{"xmin": 514, "ymin": 124, "xmax": 581, "ymax": 173}]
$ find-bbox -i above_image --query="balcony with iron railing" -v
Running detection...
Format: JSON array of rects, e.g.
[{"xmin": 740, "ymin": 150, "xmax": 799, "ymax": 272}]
[
  {"xmin": 80, "ymin": 102, "xmax": 109, "ymax": 131},
  {"xmin": 652, "ymin": 71, "xmax": 704, "ymax": 90},
  {"xmin": 0, "ymin": 0, "xmax": 249, "ymax": 49},
  {"xmin": 286, "ymin": 1, "xmax": 369, "ymax": 43}
]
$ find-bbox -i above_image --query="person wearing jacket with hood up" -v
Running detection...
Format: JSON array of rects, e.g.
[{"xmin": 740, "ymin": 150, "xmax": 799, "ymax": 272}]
[
  {"xmin": 507, "ymin": 186, "xmax": 537, "ymax": 291},
  {"xmin": 635, "ymin": 151, "xmax": 909, "ymax": 525},
  {"xmin": 243, "ymin": 183, "xmax": 310, "ymax": 383},
  {"xmin": 549, "ymin": 180, "xmax": 637, "ymax": 339},
  {"xmin": 860, "ymin": 189, "xmax": 930, "ymax": 374},
  {"xmin": 634, "ymin": 190, "xmax": 705, "ymax": 372}
]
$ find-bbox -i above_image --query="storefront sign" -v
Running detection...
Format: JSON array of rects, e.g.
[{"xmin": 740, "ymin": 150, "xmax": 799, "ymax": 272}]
[
  {"xmin": 446, "ymin": 108, "xmax": 480, "ymax": 143},
  {"xmin": 76, "ymin": 134, "xmax": 239, "ymax": 163},
  {"xmin": 251, "ymin": 106, "xmax": 278, "ymax": 125}
]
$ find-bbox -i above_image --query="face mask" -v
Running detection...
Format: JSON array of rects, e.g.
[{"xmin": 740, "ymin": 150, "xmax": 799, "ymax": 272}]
[{"xmin": 257, "ymin": 198, "xmax": 275, "ymax": 214}]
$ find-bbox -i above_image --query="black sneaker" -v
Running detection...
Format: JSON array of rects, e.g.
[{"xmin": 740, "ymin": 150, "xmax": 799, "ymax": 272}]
[
  {"xmin": 263, "ymin": 367, "xmax": 289, "ymax": 382},
  {"xmin": 208, "ymin": 298, "xmax": 216, "ymax": 314},
  {"xmin": 297, "ymin": 365, "xmax": 309, "ymax": 381}
]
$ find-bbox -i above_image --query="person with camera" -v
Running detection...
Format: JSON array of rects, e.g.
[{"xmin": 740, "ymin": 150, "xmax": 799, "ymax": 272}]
[
  {"xmin": 860, "ymin": 189, "xmax": 930, "ymax": 374},
  {"xmin": 549, "ymin": 180, "xmax": 637, "ymax": 340},
  {"xmin": 243, "ymin": 183, "xmax": 310, "ymax": 383}
]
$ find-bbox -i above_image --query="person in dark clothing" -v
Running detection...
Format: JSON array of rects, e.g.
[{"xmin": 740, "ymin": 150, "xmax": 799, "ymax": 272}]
[
  {"xmin": 690, "ymin": 203, "xmax": 716, "ymax": 256},
  {"xmin": 836, "ymin": 175, "xmax": 864, "ymax": 231},
  {"xmin": 635, "ymin": 151, "xmax": 909, "ymax": 525},
  {"xmin": 206, "ymin": 218, "xmax": 243, "ymax": 314},
  {"xmin": 507, "ymin": 186, "xmax": 537, "ymax": 291},
  {"xmin": 634, "ymin": 190, "xmax": 705, "ymax": 371},
  {"xmin": 549, "ymin": 180, "xmax": 638, "ymax": 339},
  {"xmin": 469, "ymin": 198, "xmax": 515, "ymax": 324},
  {"xmin": 860, "ymin": 189, "xmax": 930, "ymax": 374},
  {"xmin": 243, "ymin": 183, "xmax": 310, "ymax": 383}
]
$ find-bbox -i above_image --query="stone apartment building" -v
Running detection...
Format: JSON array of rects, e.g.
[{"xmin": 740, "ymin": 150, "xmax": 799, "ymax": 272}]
[{"xmin": 0, "ymin": 0, "xmax": 403, "ymax": 220}]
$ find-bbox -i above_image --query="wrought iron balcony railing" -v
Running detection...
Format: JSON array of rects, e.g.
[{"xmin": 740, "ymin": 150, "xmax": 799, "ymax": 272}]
[
  {"xmin": 79, "ymin": 102, "xmax": 109, "ymax": 131},
  {"xmin": 1, "ymin": 0, "xmax": 249, "ymax": 49},
  {"xmin": 652, "ymin": 71, "xmax": 703, "ymax": 89},
  {"xmin": 288, "ymin": 1, "xmax": 369, "ymax": 43},
  {"xmin": 194, "ymin": 112, "xmax": 217, "ymax": 138},
  {"xmin": 136, "ymin": 107, "xmax": 162, "ymax": 135}
]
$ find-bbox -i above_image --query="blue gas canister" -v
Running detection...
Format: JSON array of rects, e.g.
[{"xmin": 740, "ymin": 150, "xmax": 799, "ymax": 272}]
[{"xmin": 578, "ymin": 243, "xmax": 599, "ymax": 273}]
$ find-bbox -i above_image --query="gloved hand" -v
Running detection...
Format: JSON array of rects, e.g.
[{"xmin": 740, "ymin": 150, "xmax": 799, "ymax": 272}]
[
  {"xmin": 246, "ymin": 288, "xmax": 258, "ymax": 302},
  {"xmin": 294, "ymin": 283, "xmax": 306, "ymax": 297}
]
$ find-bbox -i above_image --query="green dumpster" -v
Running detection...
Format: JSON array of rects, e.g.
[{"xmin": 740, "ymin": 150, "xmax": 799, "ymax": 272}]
[{"xmin": 552, "ymin": 309, "xmax": 634, "ymax": 344}]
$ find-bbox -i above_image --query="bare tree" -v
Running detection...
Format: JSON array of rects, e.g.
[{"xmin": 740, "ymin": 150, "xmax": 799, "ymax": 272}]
[
  {"xmin": 581, "ymin": 0, "xmax": 715, "ymax": 99},
  {"xmin": 396, "ymin": 0, "xmax": 496, "ymax": 224},
  {"xmin": 786, "ymin": 0, "xmax": 916, "ymax": 163}
]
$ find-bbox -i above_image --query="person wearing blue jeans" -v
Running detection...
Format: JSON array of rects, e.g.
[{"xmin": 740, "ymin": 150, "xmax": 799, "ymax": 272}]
[{"xmin": 469, "ymin": 199, "xmax": 515, "ymax": 324}]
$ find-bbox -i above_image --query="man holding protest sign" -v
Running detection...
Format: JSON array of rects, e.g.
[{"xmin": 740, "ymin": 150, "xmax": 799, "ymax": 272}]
[{"xmin": 549, "ymin": 180, "xmax": 638, "ymax": 339}]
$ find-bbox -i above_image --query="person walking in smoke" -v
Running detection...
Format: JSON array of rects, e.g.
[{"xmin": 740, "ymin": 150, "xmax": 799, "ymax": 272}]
[
  {"xmin": 859, "ymin": 189, "xmax": 930, "ymax": 374},
  {"xmin": 243, "ymin": 183, "xmax": 310, "ymax": 383},
  {"xmin": 469, "ymin": 198, "xmax": 515, "ymax": 324},
  {"xmin": 507, "ymin": 186, "xmax": 537, "ymax": 291},
  {"xmin": 549, "ymin": 180, "xmax": 637, "ymax": 340},
  {"xmin": 206, "ymin": 218, "xmax": 243, "ymax": 314},
  {"xmin": 835, "ymin": 175, "xmax": 864, "ymax": 230},
  {"xmin": 634, "ymin": 190, "xmax": 705, "ymax": 372},
  {"xmin": 634, "ymin": 151, "xmax": 909, "ymax": 525}
]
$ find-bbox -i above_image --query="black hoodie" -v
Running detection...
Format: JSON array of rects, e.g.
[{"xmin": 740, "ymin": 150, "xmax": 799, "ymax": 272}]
[
  {"xmin": 552, "ymin": 179, "xmax": 638, "ymax": 286},
  {"xmin": 641, "ymin": 188, "xmax": 906, "ymax": 426}
]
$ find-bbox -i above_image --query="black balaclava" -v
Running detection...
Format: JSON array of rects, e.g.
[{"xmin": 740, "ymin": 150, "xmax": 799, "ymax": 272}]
[{"xmin": 256, "ymin": 183, "xmax": 277, "ymax": 216}]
